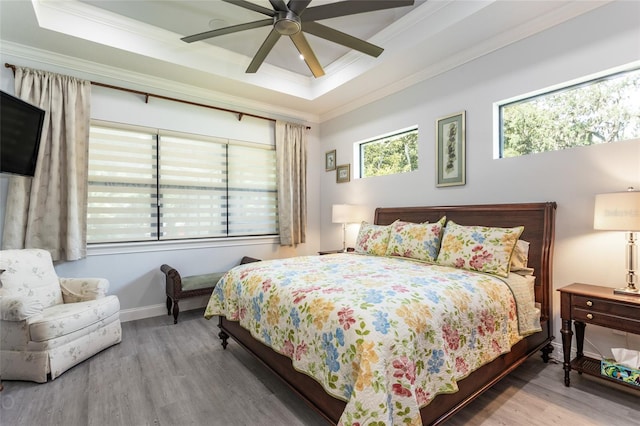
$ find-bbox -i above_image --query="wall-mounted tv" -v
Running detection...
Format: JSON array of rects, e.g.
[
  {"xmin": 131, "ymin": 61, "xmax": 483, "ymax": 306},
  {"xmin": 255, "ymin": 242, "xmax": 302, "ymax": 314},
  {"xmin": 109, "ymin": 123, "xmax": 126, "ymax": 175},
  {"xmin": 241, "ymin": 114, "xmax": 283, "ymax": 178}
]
[{"xmin": 1, "ymin": 90, "xmax": 46, "ymax": 177}]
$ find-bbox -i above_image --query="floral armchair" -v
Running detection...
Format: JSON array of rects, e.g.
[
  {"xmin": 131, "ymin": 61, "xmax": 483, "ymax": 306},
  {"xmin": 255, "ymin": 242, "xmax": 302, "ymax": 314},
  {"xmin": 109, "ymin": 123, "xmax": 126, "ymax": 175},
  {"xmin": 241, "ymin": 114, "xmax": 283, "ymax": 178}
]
[{"xmin": 0, "ymin": 249, "xmax": 121, "ymax": 383}]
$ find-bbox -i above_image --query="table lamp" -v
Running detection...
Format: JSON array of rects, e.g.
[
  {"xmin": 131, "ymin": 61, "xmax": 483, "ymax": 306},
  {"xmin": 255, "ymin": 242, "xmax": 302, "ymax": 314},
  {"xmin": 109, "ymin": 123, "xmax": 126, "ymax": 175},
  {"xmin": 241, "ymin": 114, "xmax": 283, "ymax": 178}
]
[
  {"xmin": 594, "ymin": 187, "xmax": 640, "ymax": 296},
  {"xmin": 332, "ymin": 204, "xmax": 365, "ymax": 252}
]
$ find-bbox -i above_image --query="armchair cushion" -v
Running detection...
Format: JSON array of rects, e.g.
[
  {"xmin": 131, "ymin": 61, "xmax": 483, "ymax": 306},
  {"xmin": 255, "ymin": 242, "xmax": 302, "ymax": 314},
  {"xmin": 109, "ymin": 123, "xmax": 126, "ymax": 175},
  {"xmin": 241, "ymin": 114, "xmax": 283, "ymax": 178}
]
[
  {"xmin": 29, "ymin": 295, "xmax": 120, "ymax": 342},
  {"xmin": 60, "ymin": 277, "xmax": 109, "ymax": 303},
  {"xmin": 0, "ymin": 296, "xmax": 43, "ymax": 321}
]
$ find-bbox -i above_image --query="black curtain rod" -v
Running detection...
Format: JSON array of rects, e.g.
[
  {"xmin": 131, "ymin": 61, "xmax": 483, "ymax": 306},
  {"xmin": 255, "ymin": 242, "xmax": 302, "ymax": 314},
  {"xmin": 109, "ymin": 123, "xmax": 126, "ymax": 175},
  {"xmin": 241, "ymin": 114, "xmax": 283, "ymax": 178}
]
[{"xmin": 4, "ymin": 63, "xmax": 310, "ymax": 129}]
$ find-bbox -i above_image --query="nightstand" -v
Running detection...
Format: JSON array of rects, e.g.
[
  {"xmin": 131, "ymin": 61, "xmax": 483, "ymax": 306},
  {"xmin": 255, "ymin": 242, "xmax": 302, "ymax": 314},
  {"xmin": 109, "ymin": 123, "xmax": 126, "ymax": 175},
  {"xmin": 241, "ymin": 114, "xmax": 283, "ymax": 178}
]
[
  {"xmin": 558, "ymin": 283, "xmax": 640, "ymax": 390},
  {"xmin": 318, "ymin": 248, "xmax": 354, "ymax": 255}
]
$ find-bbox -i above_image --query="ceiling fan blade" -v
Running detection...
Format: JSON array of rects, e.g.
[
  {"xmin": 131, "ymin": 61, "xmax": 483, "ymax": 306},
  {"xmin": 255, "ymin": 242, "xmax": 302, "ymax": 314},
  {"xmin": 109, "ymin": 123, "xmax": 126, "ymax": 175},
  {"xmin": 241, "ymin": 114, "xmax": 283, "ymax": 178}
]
[
  {"xmin": 247, "ymin": 29, "xmax": 282, "ymax": 73},
  {"xmin": 181, "ymin": 19, "xmax": 273, "ymax": 43},
  {"xmin": 303, "ymin": 21, "xmax": 383, "ymax": 57},
  {"xmin": 287, "ymin": 0, "xmax": 312, "ymax": 15},
  {"xmin": 290, "ymin": 32, "xmax": 324, "ymax": 78},
  {"xmin": 223, "ymin": 0, "xmax": 275, "ymax": 16},
  {"xmin": 302, "ymin": 0, "xmax": 414, "ymax": 22},
  {"xmin": 268, "ymin": 0, "xmax": 289, "ymax": 12}
]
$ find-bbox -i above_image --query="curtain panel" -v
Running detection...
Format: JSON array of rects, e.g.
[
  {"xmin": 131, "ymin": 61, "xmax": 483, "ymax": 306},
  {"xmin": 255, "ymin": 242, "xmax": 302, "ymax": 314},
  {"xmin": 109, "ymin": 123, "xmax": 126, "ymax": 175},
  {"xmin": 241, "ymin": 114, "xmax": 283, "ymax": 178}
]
[
  {"xmin": 2, "ymin": 67, "xmax": 91, "ymax": 261},
  {"xmin": 275, "ymin": 121, "xmax": 307, "ymax": 246}
]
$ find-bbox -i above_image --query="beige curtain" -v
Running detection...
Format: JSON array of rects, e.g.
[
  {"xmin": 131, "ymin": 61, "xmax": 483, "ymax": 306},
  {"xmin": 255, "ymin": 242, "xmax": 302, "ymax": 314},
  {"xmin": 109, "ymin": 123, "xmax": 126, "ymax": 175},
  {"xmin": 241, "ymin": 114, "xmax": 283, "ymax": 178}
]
[
  {"xmin": 2, "ymin": 67, "xmax": 91, "ymax": 261},
  {"xmin": 275, "ymin": 120, "xmax": 307, "ymax": 246}
]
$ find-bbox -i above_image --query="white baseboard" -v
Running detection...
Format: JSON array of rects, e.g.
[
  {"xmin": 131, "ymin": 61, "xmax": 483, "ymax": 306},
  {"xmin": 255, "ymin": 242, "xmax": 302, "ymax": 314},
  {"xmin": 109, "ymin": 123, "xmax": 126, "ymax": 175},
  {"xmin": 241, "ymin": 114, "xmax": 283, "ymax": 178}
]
[
  {"xmin": 119, "ymin": 295, "xmax": 210, "ymax": 323},
  {"xmin": 550, "ymin": 341, "xmax": 563, "ymax": 360}
]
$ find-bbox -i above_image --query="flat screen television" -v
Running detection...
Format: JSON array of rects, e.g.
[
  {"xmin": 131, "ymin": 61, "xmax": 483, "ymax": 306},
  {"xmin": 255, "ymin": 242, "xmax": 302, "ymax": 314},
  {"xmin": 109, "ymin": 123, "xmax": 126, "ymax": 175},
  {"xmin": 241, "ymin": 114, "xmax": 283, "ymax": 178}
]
[{"xmin": 1, "ymin": 90, "xmax": 46, "ymax": 177}]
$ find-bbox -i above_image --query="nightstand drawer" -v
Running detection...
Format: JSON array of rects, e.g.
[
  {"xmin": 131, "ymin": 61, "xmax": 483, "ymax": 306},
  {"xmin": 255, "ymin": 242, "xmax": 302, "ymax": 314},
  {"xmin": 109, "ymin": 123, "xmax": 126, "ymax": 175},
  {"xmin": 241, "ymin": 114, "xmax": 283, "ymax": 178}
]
[
  {"xmin": 573, "ymin": 307, "xmax": 640, "ymax": 334},
  {"xmin": 572, "ymin": 295, "xmax": 638, "ymax": 318}
]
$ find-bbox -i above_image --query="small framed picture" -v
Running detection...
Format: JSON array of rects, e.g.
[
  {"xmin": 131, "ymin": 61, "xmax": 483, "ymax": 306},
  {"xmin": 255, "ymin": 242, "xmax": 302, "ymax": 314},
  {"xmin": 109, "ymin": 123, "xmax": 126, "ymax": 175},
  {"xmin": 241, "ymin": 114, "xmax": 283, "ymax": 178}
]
[
  {"xmin": 336, "ymin": 164, "xmax": 350, "ymax": 183},
  {"xmin": 325, "ymin": 149, "xmax": 336, "ymax": 171},
  {"xmin": 436, "ymin": 111, "xmax": 466, "ymax": 187}
]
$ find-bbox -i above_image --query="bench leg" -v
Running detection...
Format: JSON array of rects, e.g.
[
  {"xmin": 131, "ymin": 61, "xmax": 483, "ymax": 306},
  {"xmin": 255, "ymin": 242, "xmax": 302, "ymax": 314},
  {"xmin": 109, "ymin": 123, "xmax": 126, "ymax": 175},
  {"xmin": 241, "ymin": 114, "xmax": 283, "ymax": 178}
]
[
  {"xmin": 172, "ymin": 299, "xmax": 180, "ymax": 324},
  {"xmin": 166, "ymin": 296, "xmax": 172, "ymax": 316}
]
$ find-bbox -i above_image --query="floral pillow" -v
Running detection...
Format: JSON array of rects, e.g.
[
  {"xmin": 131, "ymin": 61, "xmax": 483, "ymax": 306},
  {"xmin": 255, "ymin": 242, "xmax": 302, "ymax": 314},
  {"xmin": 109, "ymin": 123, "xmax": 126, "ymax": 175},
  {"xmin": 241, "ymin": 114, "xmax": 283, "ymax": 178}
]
[
  {"xmin": 436, "ymin": 221, "xmax": 524, "ymax": 277},
  {"xmin": 385, "ymin": 216, "xmax": 446, "ymax": 262},
  {"xmin": 511, "ymin": 240, "xmax": 531, "ymax": 271},
  {"xmin": 355, "ymin": 222, "xmax": 392, "ymax": 256}
]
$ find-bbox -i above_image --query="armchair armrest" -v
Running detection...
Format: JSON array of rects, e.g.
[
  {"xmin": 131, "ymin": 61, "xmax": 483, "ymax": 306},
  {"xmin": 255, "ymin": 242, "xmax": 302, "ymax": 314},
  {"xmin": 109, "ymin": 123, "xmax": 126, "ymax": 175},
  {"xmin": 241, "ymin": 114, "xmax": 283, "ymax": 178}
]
[
  {"xmin": 60, "ymin": 277, "xmax": 110, "ymax": 303},
  {"xmin": 0, "ymin": 296, "xmax": 43, "ymax": 321}
]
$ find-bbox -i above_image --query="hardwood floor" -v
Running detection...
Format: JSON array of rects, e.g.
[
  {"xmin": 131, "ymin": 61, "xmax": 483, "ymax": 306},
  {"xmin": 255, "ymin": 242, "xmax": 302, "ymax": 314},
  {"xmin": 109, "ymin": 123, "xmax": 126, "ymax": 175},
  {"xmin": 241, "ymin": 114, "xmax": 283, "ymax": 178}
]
[{"xmin": 1, "ymin": 309, "xmax": 638, "ymax": 426}]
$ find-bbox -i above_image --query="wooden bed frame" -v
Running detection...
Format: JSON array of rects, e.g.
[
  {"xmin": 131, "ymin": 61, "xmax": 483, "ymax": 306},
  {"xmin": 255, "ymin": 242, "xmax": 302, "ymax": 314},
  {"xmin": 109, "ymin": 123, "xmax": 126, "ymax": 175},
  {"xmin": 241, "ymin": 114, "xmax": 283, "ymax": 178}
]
[{"xmin": 217, "ymin": 202, "xmax": 557, "ymax": 425}]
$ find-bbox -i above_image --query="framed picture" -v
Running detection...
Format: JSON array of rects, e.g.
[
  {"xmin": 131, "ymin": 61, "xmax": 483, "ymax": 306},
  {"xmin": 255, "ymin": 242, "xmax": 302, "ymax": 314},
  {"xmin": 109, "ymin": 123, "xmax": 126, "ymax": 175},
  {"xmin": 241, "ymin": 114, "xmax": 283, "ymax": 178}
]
[
  {"xmin": 436, "ymin": 111, "xmax": 466, "ymax": 187},
  {"xmin": 336, "ymin": 164, "xmax": 350, "ymax": 183},
  {"xmin": 325, "ymin": 149, "xmax": 336, "ymax": 171}
]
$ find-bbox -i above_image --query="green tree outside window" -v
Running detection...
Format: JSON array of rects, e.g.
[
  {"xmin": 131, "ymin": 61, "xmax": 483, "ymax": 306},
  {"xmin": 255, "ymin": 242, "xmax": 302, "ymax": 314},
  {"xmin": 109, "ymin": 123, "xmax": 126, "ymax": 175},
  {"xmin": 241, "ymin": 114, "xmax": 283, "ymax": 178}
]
[
  {"xmin": 360, "ymin": 129, "xmax": 418, "ymax": 177},
  {"xmin": 501, "ymin": 68, "xmax": 640, "ymax": 157}
]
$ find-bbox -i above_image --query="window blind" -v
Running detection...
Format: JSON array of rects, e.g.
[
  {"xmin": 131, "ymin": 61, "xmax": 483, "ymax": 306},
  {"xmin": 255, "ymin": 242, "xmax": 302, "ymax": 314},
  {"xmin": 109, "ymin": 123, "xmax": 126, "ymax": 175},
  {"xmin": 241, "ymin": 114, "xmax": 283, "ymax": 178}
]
[
  {"xmin": 228, "ymin": 143, "xmax": 278, "ymax": 236},
  {"xmin": 158, "ymin": 133, "xmax": 228, "ymax": 239},
  {"xmin": 87, "ymin": 123, "xmax": 278, "ymax": 243},
  {"xmin": 87, "ymin": 125, "xmax": 158, "ymax": 243}
]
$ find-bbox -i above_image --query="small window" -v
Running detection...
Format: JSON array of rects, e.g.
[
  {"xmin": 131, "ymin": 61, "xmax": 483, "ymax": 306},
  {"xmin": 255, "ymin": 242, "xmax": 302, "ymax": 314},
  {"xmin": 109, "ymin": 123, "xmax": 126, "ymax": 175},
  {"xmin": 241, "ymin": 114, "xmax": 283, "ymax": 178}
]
[
  {"xmin": 358, "ymin": 127, "xmax": 418, "ymax": 178},
  {"xmin": 499, "ymin": 67, "xmax": 640, "ymax": 158}
]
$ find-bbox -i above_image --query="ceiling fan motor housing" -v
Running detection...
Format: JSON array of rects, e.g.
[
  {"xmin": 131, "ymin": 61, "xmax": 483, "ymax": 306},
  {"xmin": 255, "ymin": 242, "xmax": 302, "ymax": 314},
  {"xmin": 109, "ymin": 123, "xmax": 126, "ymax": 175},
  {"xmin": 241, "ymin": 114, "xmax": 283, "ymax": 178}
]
[{"xmin": 274, "ymin": 11, "xmax": 301, "ymax": 35}]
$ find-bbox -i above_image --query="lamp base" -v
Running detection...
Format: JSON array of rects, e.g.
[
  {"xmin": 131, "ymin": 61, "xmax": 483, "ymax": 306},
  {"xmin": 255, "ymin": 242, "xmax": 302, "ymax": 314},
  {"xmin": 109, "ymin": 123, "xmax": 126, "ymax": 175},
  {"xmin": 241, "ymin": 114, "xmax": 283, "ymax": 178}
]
[{"xmin": 613, "ymin": 286, "xmax": 640, "ymax": 297}]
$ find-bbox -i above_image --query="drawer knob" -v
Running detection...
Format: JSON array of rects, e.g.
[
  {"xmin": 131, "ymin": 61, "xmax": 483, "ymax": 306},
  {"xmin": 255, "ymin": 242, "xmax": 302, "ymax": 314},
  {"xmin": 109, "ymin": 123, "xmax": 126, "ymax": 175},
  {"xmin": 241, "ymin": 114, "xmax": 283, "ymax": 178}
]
[
  {"xmin": 586, "ymin": 300, "xmax": 593, "ymax": 307},
  {"xmin": 587, "ymin": 313, "xmax": 593, "ymax": 320}
]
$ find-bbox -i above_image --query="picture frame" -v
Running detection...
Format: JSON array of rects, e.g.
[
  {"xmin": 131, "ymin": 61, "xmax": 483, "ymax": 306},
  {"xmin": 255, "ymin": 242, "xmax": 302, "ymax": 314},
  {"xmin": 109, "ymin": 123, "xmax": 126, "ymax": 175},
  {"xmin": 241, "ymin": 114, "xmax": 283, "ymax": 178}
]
[
  {"xmin": 436, "ymin": 111, "xmax": 466, "ymax": 187},
  {"xmin": 325, "ymin": 149, "xmax": 336, "ymax": 171},
  {"xmin": 336, "ymin": 164, "xmax": 350, "ymax": 183}
]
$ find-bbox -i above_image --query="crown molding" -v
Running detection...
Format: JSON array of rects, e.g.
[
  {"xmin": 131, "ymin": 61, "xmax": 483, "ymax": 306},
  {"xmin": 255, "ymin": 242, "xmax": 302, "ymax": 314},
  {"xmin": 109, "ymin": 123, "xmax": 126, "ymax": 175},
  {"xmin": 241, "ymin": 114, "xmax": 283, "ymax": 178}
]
[
  {"xmin": 3, "ymin": 0, "xmax": 612, "ymax": 124},
  {"xmin": 319, "ymin": 0, "xmax": 611, "ymax": 122},
  {"xmin": 31, "ymin": 0, "xmax": 315, "ymax": 96},
  {"xmin": 1, "ymin": 41, "xmax": 319, "ymax": 125}
]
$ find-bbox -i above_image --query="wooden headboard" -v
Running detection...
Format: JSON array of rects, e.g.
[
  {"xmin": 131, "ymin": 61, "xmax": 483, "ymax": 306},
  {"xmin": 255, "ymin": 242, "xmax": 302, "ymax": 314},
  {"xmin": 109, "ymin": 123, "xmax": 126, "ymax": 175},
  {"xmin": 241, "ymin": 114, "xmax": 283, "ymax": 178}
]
[{"xmin": 374, "ymin": 202, "xmax": 557, "ymax": 324}]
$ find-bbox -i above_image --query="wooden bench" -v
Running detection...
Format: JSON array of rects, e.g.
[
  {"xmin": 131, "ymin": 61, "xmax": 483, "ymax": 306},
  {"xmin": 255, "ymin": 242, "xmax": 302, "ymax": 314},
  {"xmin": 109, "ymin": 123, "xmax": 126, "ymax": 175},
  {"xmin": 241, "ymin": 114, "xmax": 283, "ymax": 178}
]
[{"xmin": 161, "ymin": 256, "xmax": 261, "ymax": 324}]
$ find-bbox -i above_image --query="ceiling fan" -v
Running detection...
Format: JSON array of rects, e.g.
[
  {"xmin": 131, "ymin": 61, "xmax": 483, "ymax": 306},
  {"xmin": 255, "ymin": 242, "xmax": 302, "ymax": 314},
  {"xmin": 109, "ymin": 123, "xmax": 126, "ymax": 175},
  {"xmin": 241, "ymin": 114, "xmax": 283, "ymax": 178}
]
[{"xmin": 181, "ymin": 0, "xmax": 415, "ymax": 78}]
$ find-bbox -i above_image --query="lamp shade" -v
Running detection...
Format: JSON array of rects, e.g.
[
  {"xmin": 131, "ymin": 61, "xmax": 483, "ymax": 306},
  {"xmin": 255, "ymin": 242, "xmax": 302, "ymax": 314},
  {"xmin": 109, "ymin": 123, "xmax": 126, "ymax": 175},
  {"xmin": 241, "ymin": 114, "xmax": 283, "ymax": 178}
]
[
  {"xmin": 594, "ymin": 190, "xmax": 640, "ymax": 231},
  {"xmin": 332, "ymin": 204, "xmax": 366, "ymax": 224}
]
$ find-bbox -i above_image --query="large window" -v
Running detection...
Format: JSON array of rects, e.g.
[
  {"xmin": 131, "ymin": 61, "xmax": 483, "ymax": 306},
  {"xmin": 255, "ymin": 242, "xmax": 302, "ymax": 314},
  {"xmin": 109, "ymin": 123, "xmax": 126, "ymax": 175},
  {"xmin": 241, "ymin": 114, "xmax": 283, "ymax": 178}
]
[
  {"xmin": 87, "ymin": 122, "xmax": 278, "ymax": 243},
  {"xmin": 359, "ymin": 127, "xmax": 418, "ymax": 178},
  {"xmin": 499, "ymin": 67, "xmax": 640, "ymax": 158}
]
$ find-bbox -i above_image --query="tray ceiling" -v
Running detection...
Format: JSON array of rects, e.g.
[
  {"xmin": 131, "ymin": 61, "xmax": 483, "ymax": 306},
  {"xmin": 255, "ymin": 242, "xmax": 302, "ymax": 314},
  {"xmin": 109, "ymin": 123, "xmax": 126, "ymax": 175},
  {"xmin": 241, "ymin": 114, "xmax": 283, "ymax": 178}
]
[{"xmin": 0, "ymin": 0, "xmax": 609, "ymax": 121}]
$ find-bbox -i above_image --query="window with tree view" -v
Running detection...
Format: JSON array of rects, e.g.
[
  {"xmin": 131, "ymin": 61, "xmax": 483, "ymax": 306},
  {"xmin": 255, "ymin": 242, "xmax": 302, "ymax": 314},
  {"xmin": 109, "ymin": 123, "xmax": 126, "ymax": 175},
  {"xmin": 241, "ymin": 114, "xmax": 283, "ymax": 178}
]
[
  {"xmin": 359, "ymin": 127, "xmax": 418, "ymax": 178},
  {"xmin": 500, "ymin": 67, "xmax": 640, "ymax": 158}
]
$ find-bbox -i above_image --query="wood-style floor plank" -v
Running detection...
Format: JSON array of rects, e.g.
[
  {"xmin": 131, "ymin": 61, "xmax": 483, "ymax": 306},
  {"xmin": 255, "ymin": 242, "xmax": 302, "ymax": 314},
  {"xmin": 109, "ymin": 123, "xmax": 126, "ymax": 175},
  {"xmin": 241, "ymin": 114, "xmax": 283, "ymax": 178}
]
[{"xmin": 1, "ymin": 309, "xmax": 638, "ymax": 426}]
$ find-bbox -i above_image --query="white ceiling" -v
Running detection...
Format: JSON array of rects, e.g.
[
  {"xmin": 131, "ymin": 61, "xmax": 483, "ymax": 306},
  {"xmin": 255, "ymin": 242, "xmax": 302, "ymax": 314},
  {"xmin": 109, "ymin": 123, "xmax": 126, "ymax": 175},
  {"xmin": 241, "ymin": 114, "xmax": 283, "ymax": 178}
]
[{"xmin": 0, "ymin": 0, "xmax": 610, "ymax": 122}]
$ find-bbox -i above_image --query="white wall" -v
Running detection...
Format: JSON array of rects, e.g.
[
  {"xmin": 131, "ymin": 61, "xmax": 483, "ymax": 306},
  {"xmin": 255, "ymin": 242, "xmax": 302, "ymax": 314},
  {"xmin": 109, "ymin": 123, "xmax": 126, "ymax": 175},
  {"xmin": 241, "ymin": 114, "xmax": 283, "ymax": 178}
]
[
  {"xmin": 0, "ymin": 57, "xmax": 322, "ymax": 320},
  {"xmin": 319, "ymin": 1, "xmax": 640, "ymax": 359}
]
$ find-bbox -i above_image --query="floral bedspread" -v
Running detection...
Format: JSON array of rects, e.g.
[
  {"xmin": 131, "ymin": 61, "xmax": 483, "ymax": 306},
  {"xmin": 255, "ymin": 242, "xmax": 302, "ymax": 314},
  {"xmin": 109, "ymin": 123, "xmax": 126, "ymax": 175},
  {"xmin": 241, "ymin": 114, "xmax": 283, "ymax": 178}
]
[{"xmin": 204, "ymin": 254, "xmax": 525, "ymax": 426}]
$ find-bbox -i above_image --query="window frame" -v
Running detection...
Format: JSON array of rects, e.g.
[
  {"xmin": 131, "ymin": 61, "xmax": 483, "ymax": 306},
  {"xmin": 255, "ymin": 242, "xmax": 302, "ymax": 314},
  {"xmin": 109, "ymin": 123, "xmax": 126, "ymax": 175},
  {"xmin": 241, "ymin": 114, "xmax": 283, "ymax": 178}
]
[
  {"xmin": 496, "ymin": 63, "xmax": 640, "ymax": 159},
  {"xmin": 355, "ymin": 125, "xmax": 419, "ymax": 179},
  {"xmin": 87, "ymin": 120, "xmax": 278, "ymax": 250}
]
